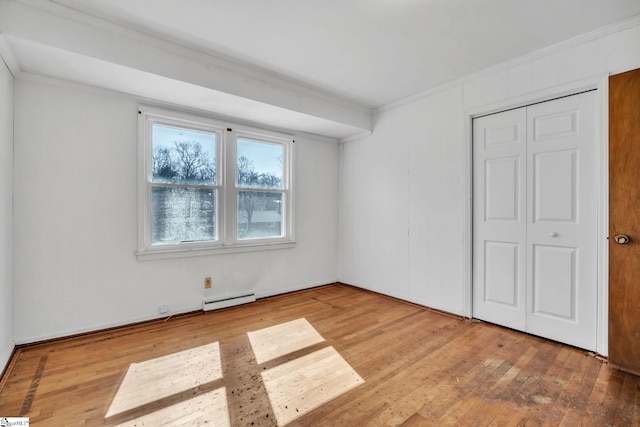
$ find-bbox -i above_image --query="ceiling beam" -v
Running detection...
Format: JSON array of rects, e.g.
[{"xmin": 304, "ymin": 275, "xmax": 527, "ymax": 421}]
[{"xmin": 0, "ymin": 0, "xmax": 373, "ymax": 134}]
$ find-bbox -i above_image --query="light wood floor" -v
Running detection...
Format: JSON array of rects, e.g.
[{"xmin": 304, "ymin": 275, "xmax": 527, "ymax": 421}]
[{"xmin": 1, "ymin": 284, "xmax": 639, "ymax": 426}]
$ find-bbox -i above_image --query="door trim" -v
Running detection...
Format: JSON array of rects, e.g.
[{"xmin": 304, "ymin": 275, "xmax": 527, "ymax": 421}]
[{"xmin": 463, "ymin": 75, "xmax": 609, "ymax": 356}]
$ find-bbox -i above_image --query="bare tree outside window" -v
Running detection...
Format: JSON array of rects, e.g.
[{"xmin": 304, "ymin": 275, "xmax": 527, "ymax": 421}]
[
  {"xmin": 151, "ymin": 125, "xmax": 217, "ymax": 244},
  {"xmin": 139, "ymin": 108, "xmax": 294, "ymax": 256},
  {"xmin": 237, "ymin": 139, "xmax": 284, "ymax": 239}
]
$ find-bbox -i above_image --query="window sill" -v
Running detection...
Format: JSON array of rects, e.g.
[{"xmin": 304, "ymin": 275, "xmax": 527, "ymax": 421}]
[{"xmin": 135, "ymin": 241, "xmax": 296, "ymax": 261}]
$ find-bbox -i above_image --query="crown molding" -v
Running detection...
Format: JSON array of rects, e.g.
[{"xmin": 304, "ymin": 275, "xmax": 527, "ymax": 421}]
[
  {"xmin": 377, "ymin": 13, "xmax": 640, "ymax": 114},
  {"xmin": 0, "ymin": 33, "xmax": 19, "ymax": 76}
]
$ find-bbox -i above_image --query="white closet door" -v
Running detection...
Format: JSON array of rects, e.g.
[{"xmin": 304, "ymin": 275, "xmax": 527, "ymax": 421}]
[
  {"xmin": 473, "ymin": 108, "xmax": 527, "ymax": 331},
  {"xmin": 525, "ymin": 92, "xmax": 598, "ymax": 350},
  {"xmin": 473, "ymin": 91, "xmax": 598, "ymax": 351}
]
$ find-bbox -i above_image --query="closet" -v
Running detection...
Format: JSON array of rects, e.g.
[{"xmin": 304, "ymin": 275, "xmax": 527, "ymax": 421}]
[{"xmin": 473, "ymin": 91, "xmax": 598, "ymax": 351}]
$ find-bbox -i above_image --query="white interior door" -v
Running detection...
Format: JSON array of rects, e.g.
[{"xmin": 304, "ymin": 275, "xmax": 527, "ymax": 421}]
[
  {"xmin": 472, "ymin": 108, "xmax": 527, "ymax": 331},
  {"xmin": 524, "ymin": 93, "xmax": 598, "ymax": 350},
  {"xmin": 473, "ymin": 91, "xmax": 598, "ymax": 351}
]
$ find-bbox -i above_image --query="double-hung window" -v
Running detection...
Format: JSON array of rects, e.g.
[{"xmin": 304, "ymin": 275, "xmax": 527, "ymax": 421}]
[{"xmin": 137, "ymin": 106, "xmax": 294, "ymax": 259}]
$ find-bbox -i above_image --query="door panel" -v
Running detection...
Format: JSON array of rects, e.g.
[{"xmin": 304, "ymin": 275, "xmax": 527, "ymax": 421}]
[
  {"xmin": 526, "ymin": 92, "xmax": 597, "ymax": 351},
  {"xmin": 473, "ymin": 108, "xmax": 527, "ymax": 331},
  {"xmin": 473, "ymin": 91, "xmax": 598, "ymax": 351},
  {"xmin": 485, "ymin": 157, "xmax": 520, "ymax": 221},
  {"xmin": 531, "ymin": 108, "xmax": 579, "ymax": 141},
  {"xmin": 609, "ymin": 68, "xmax": 640, "ymax": 375},
  {"xmin": 533, "ymin": 150, "xmax": 577, "ymax": 223},
  {"xmin": 532, "ymin": 244, "xmax": 576, "ymax": 320},
  {"xmin": 484, "ymin": 241, "xmax": 520, "ymax": 306},
  {"xmin": 484, "ymin": 121, "xmax": 522, "ymax": 147}
]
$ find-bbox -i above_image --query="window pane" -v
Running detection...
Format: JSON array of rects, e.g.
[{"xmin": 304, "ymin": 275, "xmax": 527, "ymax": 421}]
[
  {"xmin": 151, "ymin": 187, "xmax": 215, "ymax": 244},
  {"xmin": 237, "ymin": 191, "xmax": 282, "ymax": 239},
  {"xmin": 152, "ymin": 125, "xmax": 216, "ymax": 185},
  {"xmin": 237, "ymin": 139, "xmax": 284, "ymax": 189}
]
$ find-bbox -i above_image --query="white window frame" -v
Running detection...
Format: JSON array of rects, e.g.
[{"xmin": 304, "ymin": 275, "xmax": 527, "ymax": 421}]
[{"xmin": 137, "ymin": 106, "xmax": 295, "ymax": 260}]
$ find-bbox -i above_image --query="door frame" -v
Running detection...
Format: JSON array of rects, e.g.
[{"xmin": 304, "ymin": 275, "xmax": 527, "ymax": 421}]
[{"xmin": 463, "ymin": 75, "xmax": 609, "ymax": 356}]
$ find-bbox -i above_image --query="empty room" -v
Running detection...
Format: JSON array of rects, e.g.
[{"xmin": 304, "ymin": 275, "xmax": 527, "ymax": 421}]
[{"xmin": 2, "ymin": 0, "xmax": 640, "ymax": 425}]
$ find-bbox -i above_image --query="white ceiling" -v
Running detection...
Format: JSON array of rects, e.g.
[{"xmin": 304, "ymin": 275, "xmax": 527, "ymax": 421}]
[
  {"xmin": 48, "ymin": 0, "xmax": 640, "ymax": 106},
  {"xmin": 2, "ymin": 0, "xmax": 640, "ymax": 138}
]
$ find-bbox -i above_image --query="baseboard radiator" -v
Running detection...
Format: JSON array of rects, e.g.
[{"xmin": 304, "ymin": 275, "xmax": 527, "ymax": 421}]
[{"xmin": 203, "ymin": 293, "xmax": 256, "ymax": 312}]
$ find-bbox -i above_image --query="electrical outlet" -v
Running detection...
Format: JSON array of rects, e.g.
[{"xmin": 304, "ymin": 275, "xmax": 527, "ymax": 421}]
[{"xmin": 204, "ymin": 277, "xmax": 212, "ymax": 289}]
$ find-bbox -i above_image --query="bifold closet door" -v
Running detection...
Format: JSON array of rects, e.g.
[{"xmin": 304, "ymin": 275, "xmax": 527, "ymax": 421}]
[
  {"xmin": 473, "ymin": 91, "xmax": 598, "ymax": 351},
  {"xmin": 473, "ymin": 108, "xmax": 527, "ymax": 332}
]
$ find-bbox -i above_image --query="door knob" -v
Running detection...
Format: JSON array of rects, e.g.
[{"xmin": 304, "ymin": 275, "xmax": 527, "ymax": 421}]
[{"xmin": 614, "ymin": 234, "xmax": 631, "ymax": 245}]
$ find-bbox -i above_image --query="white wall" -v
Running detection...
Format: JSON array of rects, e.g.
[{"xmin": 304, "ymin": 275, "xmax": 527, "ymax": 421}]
[
  {"xmin": 9, "ymin": 17, "xmax": 640, "ymax": 346},
  {"xmin": 339, "ymin": 20, "xmax": 640, "ymax": 316},
  {"xmin": 0, "ymin": 59, "xmax": 14, "ymax": 369},
  {"xmin": 13, "ymin": 78, "xmax": 339, "ymax": 343},
  {"xmin": 339, "ymin": 86, "xmax": 465, "ymax": 314}
]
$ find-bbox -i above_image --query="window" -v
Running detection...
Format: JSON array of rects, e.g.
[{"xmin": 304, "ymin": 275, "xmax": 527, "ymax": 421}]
[
  {"xmin": 137, "ymin": 106, "xmax": 294, "ymax": 259},
  {"xmin": 235, "ymin": 138, "xmax": 284, "ymax": 240},
  {"xmin": 150, "ymin": 124, "xmax": 219, "ymax": 245}
]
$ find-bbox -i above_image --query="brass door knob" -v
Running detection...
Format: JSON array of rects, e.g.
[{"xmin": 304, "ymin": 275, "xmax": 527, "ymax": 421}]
[{"xmin": 614, "ymin": 234, "xmax": 631, "ymax": 245}]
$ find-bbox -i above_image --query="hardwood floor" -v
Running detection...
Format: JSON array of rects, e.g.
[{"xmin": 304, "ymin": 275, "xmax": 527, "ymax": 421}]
[{"xmin": 1, "ymin": 284, "xmax": 639, "ymax": 426}]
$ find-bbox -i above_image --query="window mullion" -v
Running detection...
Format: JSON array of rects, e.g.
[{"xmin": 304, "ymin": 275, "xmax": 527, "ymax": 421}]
[{"xmin": 224, "ymin": 131, "xmax": 238, "ymax": 246}]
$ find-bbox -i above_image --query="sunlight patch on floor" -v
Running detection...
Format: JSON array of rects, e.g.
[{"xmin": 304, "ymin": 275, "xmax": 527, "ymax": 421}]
[
  {"xmin": 248, "ymin": 318, "xmax": 325, "ymax": 364},
  {"xmin": 106, "ymin": 342, "xmax": 223, "ymax": 417},
  {"xmin": 261, "ymin": 346, "xmax": 364, "ymax": 425},
  {"xmin": 113, "ymin": 387, "xmax": 230, "ymax": 427}
]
